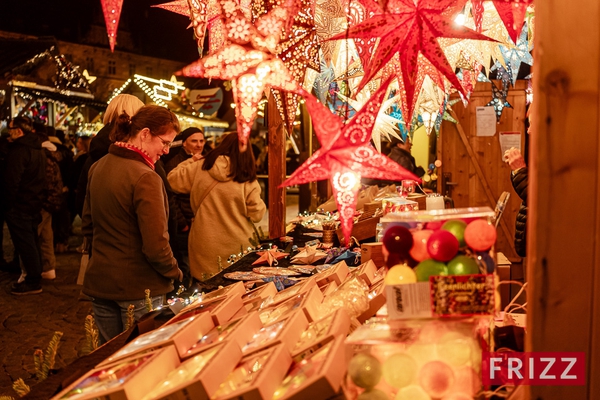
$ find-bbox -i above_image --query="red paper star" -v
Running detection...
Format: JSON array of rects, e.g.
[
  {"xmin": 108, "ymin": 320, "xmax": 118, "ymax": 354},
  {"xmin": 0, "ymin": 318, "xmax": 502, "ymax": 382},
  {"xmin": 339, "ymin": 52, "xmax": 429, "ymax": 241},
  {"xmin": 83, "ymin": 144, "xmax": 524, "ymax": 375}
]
[
  {"xmin": 281, "ymin": 77, "xmax": 419, "ymax": 244},
  {"xmin": 492, "ymin": 0, "xmax": 533, "ymax": 44},
  {"xmin": 252, "ymin": 248, "xmax": 288, "ymax": 266},
  {"xmin": 152, "ymin": 0, "xmax": 190, "ymax": 17},
  {"xmin": 179, "ymin": 0, "xmax": 301, "ymax": 149},
  {"xmin": 101, "ymin": 0, "xmax": 123, "ymax": 52},
  {"xmin": 331, "ymin": 0, "xmax": 494, "ymax": 123}
]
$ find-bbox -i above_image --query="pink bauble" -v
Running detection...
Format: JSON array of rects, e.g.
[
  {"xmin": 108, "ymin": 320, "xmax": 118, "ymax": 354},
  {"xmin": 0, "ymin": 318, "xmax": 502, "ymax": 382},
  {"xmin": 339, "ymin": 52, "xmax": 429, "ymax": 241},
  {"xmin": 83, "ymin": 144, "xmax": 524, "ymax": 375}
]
[
  {"xmin": 410, "ymin": 230, "xmax": 434, "ymax": 262},
  {"xmin": 418, "ymin": 361, "xmax": 455, "ymax": 398},
  {"xmin": 464, "ymin": 219, "xmax": 497, "ymax": 251},
  {"xmin": 427, "ymin": 230, "xmax": 459, "ymax": 262}
]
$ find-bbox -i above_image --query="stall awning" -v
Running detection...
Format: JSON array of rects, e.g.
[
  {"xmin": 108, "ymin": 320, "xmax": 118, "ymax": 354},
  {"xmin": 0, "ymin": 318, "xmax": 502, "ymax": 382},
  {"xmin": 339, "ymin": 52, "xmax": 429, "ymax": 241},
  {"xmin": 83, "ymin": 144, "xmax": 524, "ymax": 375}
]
[{"xmin": 12, "ymin": 84, "xmax": 107, "ymax": 110}]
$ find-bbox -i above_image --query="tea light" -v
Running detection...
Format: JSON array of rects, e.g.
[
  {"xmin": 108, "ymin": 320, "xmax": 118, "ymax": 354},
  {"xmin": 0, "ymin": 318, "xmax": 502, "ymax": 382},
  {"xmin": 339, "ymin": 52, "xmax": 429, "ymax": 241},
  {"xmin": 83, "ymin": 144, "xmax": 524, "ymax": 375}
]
[{"xmin": 426, "ymin": 195, "xmax": 445, "ymax": 210}]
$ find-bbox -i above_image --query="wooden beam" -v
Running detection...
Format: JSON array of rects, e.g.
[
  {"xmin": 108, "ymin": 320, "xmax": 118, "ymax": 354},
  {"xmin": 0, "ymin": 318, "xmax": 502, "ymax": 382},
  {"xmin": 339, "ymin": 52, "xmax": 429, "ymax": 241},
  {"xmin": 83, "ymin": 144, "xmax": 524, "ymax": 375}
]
[
  {"xmin": 449, "ymin": 108, "xmax": 515, "ymax": 252},
  {"xmin": 267, "ymin": 95, "xmax": 286, "ymax": 239}
]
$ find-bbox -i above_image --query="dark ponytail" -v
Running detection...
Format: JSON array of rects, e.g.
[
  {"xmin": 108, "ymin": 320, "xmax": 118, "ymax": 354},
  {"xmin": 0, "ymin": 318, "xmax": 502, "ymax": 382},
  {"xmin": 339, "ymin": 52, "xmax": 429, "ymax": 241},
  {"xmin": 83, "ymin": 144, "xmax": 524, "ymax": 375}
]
[{"xmin": 110, "ymin": 112, "xmax": 133, "ymax": 142}]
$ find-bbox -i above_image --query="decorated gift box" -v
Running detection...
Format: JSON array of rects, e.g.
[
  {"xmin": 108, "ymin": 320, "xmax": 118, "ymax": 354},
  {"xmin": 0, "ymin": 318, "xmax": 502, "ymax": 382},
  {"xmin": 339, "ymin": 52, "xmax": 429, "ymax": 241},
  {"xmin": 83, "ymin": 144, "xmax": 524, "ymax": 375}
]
[
  {"xmin": 259, "ymin": 285, "xmax": 323, "ymax": 325},
  {"xmin": 357, "ymin": 279, "xmax": 387, "ymax": 324},
  {"xmin": 242, "ymin": 309, "xmax": 308, "ymax": 356},
  {"xmin": 381, "ymin": 207, "xmax": 498, "ymax": 319},
  {"xmin": 166, "ymin": 294, "xmax": 244, "ymax": 327},
  {"xmin": 241, "ymin": 282, "xmax": 278, "ymax": 303},
  {"xmin": 178, "ymin": 282, "xmax": 246, "ymax": 315},
  {"xmin": 212, "ymin": 343, "xmax": 293, "ymax": 400},
  {"xmin": 182, "ymin": 312, "xmax": 263, "ymax": 360},
  {"xmin": 273, "ymin": 335, "xmax": 347, "ymax": 400},
  {"xmin": 269, "ymin": 277, "xmax": 318, "ymax": 307},
  {"xmin": 97, "ymin": 313, "xmax": 214, "ymax": 368},
  {"xmin": 381, "ymin": 197, "xmax": 419, "ymax": 215},
  {"xmin": 343, "ymin": 318, "xmax": 487, "ymax": 400},
  {"xmin": 313, "ymin": 261, "xmax": 349, "ymax": 286},
  {"xmin": 52, "ymin": 346, "xmax": 180, "ymax": 400},
  {"xmin": 142, "ymin": 340, "xmax": 242, "ymax": 400},
  {"xmin": 349, "ymin": 259, "xmax": 380, "ymax": 286},
  {"xmin": 319, "ymin": 281, "xmax": 338, "ymax": 297},
  {"xmin": 291, "ymin": 308, "xmax": 351, "ymax": 358}
]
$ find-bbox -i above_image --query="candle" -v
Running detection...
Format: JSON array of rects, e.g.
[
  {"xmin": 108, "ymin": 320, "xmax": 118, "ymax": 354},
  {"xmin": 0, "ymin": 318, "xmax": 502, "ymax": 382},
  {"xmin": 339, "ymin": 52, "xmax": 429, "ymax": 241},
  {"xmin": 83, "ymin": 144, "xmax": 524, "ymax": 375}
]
[{"xmin": 426, "ymin": 195, "xmax": 445, "ymax": 210}]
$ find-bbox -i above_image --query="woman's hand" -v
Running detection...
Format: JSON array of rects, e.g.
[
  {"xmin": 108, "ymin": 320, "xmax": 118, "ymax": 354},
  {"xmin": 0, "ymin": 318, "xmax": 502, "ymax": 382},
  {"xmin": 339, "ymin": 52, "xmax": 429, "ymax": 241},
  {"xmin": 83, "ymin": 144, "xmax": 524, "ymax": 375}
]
[{"xmin": 504, "ymin": 147, "xmax": 526, "ymax": 171}]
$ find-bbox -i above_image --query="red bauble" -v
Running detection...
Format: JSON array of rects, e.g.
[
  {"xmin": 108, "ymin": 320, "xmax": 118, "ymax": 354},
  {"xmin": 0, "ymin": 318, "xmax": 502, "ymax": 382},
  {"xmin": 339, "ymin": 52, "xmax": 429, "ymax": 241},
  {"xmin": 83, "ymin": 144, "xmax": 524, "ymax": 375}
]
[
  {"xmin": 427, "ymin": 230, "xmax": 459, "ymax": 262},
  {"xmin": 464, "ymin": 219, "xmax": 497, "ymax": 251},
  {"xmin": 383, "ymin": 225, "xmax": 414, "ymax": 256}
]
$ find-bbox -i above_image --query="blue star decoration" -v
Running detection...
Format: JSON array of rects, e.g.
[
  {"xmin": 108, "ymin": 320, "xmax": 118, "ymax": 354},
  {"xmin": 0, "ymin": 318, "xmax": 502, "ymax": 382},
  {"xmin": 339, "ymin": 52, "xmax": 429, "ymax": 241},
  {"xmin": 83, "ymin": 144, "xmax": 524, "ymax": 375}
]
[
  {"xmin": 499, "ymin": 23, "xmax": 533, "ymax": 86},
  {"xmin": 487, "ymin": 80, "xmax": 512, "ymax": 122},
  {"xmin": 490, "ymin": 60, "xmax": 513, "ymax": 88},
  {"xmin": 434, "ymin": 97, "xmax": 461, "ymax": 134}
]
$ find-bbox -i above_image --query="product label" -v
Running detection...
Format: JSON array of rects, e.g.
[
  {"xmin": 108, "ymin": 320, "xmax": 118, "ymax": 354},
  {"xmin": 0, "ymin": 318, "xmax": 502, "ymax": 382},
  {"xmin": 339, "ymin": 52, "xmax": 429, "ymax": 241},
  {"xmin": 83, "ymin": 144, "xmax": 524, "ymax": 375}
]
[{"xmin": 430, "ymin": 274, "xmax": 495, "ymax": 316}]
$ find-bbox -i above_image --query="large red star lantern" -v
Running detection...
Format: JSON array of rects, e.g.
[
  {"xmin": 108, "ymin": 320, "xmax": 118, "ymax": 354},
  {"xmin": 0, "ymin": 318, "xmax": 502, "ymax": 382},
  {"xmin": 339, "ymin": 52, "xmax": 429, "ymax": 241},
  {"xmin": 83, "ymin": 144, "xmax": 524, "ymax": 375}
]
[
  {"xmin": 179, "ymin": 0, "xmax": 301, "ymax": 149},
  {"xmin": 101, "ymin": 0, "xmax": 123, "ymax": 52},
  {"xmin": 330, "ymin": 0, "xmax": 494, "ymax": 123},
  {"xmin": 492, "ymin": 0, "xmax": 533, "ymax": 44},
  {"xmin": 281, "ymin": 78, "xmax": 419, "ymax": 245}
]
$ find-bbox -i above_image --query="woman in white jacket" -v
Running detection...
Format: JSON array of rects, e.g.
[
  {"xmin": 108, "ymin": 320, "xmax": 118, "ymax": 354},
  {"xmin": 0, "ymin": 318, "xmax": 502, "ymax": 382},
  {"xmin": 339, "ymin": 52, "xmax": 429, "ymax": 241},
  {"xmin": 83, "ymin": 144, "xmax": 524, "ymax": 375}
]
[{"xmin": 167, "ymin": 132, "xmax": 266, "ymax": 280}]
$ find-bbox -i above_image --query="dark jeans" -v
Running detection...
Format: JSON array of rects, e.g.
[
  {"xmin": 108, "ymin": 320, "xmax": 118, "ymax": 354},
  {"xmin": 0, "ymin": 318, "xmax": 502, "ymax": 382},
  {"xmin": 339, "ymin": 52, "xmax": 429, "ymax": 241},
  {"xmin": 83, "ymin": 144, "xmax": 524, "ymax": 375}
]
[{"xmin": 5, "ymin": 210, "xmax": 42, "ymax": 284}]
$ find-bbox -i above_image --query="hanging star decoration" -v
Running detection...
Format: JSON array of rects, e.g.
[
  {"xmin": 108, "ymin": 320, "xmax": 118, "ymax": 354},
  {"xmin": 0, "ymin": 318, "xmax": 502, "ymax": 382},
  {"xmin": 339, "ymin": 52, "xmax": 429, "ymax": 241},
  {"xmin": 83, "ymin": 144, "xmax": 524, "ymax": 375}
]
[
  {"xmin": 314, "ymin": 0, "xmax": 346, "ymax": 64},
  {"xmin": 281, "ymin": 77, "xmax": 419, "ymax": 244},
  {"xmin": 252, "ymin": 247, "xmax": 288, "ymax": 266},
  {"xmin": 152, "ymin": 0, "xmax": 190, "ymax": 17},
  {"xmin": 499, "ymin": 23, "xmax": 533, "ymax": 85},
  {"xmin": 492, "ymin": 0, "xmax": 533, "ymax": 45},
  {"xmin": 252, "ymin": 0, "xmax": 320, "ymax": 136},
  {"xmin": 487, "ymin": 80, "xmax": 512, "ymax": 122},
  {"xmin": 179, "ymin": 0, "xmax": 301, "ymax": 149},
  {"xmin": 291, "ymin": 245, "xmax": 328, "ymax": 264},
  {"xmin": 100, "ymin": 0, "xmax": 124, "ymax": 52},
  {"xmin": 490, "ymin": 60, "xmax": 513, "ymax": 88},
  {"xmin": 329, "ymin": 0, "xmax": 495, "ymax": 124},
  {"xmin": 337, "ymin": 90, "xmax": 403, "ymax": 152},
  {"xmin": 434, "ymin": 97, "xmax": 460, "ymax": 134}
]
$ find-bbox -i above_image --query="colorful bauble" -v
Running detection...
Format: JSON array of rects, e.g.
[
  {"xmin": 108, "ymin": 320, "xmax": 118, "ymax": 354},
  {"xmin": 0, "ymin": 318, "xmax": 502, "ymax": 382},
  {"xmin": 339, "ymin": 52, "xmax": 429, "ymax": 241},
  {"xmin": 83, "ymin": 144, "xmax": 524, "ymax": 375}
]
[
  {"xmin": 382, "ymin": 353, "xmax": 418, "ymax": 388},
  {"xmin": 447, "ymin": 255, "xmax": 479, "ymax": 276},
  {"xmin": 427, "ymin": 230, "xmax": 459, "ymax": 262},
  {"xmin": 395, "ymin": 385, "xmax": 432, "ymax": 400},
  {"xmin": 437, "ymin": 332, "xmax": 474, "ymax": 367},
  {"xmin": 441, "ymin": 220, "xmax": 467, "ymax": 247},
  {"xmin": 464, "ymin": 219, "xmax": 497, "ymax": 251},
  {"xmin": 409, "ymin": 230, "xmax": 434, "ymax": 262},
  {"xmin": 414, "ymin": 259, "xmax": 448, "ymax": 282},
  {"xmin": 348, "ymin": 352, "xmax": 382, "ymax": 389},
  {"xmin": 418, "ymin": 360, "xmax": 455, "ymax": 398},
  {"xmin": 383, "ymin": 225, "xmax": 414, "ymax": 256},
  {"xmin": 384, "ymin": 264, "xmax": 417, "ymax": 285},
  {"xmin": 357, "ymin": 389, "xmax": 389, "ymax": 400}
]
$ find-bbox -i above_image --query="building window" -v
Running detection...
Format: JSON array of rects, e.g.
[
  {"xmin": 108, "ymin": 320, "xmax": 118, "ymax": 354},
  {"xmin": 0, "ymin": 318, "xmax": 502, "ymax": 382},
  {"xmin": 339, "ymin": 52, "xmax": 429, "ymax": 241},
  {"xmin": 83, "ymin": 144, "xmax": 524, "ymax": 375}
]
[
  {"xmin": 86, "ymin": 57, "xmax": 94, "ymax": 72},
  {"xmin": 108, "ymin": 60, "xmax": 116, "ymax": 75},
  {"xmin": 146, "ymin": 66, "xmax": 153, "ymax": 76},
  {"xmin": 129, "ymin": 64, "xmax": 136, "ymax": 75}
]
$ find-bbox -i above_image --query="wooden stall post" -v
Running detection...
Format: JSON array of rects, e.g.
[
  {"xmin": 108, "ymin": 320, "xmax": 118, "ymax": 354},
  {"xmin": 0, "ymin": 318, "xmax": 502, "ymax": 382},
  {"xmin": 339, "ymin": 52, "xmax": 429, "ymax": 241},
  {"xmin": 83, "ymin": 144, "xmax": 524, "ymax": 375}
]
[
  {"xmin": 527, "ymin": 0, "xmax": 600, "ymax": 398},
  {"xmin": 267, "ymin": 96, "xmax": 286, "ymax": 239}
]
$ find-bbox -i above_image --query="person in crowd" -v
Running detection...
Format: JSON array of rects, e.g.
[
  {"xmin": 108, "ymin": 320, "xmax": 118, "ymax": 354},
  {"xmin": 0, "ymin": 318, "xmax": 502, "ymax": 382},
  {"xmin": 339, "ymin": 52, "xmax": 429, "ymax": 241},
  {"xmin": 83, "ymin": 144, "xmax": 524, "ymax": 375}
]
[
  {"xmin": 387, "ymin": 135, "xmax": 426, "ymax": 178},
  {"xmin": 67, "ymin": 135, "xmax": 91, "ymax": 220},
  {"xmin": 3, "ymin": 117, "xmax": 46, "ymax": 295},
  {"xmin": 167, "ymin": 132, "xmax": 266, "ymax": 281},
  {"xmin": 505, "ymin": 147, "xmax": 528, "ymax": 258},
  {"xmin": 76, "ymin": 94, "xmax": 145, "ymax": 217},
  {"xmin": 81, "ymin": 105, "xmax": 183, "ymax": 344},
  {"xmin": 163, "ymin": 127, "xmax": 209, "ymax": 287},
  {"xmin": 0, "ymin": 129, "xmax": 18, "ymax": 272}
]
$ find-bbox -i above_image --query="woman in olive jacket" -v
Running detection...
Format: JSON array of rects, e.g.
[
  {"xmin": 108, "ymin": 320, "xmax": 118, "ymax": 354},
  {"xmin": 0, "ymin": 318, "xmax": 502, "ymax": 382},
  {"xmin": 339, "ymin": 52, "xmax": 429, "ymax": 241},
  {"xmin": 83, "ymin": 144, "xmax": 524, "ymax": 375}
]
[
  {"xmin": 168, "ymin": 132, "xmax": 266, "ymax": 281},
  {"xmin": 82, "ymin": 105, "xmax": 183, "ymax": 344}
]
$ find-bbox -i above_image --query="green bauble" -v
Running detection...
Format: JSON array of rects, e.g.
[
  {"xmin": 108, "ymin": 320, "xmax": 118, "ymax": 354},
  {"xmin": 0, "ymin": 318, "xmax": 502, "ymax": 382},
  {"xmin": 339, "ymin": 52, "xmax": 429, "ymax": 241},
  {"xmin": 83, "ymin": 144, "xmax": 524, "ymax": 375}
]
[
  {"xmin": 441, "ymin": 220, "xmax": 467, "ymax": 247},
  {"xmin": 447, "ymin": 255, "xmax": 479, "ymax": 275},
  {"xmin": 348, "ymin": 353, "xmax": 383, "ymax": 389},
  {"xmin": 414, "ymin": 259, "xmax": 448, "ymax": 282}
]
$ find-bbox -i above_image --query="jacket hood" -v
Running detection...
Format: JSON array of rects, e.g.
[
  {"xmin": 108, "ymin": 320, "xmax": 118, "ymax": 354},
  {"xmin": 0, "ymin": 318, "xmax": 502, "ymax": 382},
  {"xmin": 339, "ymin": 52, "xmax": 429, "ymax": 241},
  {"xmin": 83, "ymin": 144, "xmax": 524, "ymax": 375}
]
[
  {"xmin": 208, "ymin": 155, "xmax": 232, "ymax": 182},
  {"xmin": 42, "ymin": 141, "xmax": 57, "ymax": 151},
  {"xmin": 14, "ymin": 133, "xmax": 43, "ymax": 149}
]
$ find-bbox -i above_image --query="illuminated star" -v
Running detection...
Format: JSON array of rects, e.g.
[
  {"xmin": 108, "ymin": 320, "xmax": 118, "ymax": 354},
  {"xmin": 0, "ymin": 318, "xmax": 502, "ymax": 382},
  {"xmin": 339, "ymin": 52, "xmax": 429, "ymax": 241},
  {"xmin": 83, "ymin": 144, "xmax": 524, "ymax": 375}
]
[
  {"xmin": 179, "ymin": 0, "xmax": 300, "ymax": 150},
  {"xmin": 499, "ymin": 24, "xmax": 533, "ymax": 85},
  {"xmin": 101, "ymin": 0, "xmax": 124, "ymax": 52},
  {"xmin": 281, "ymin": 78, "xmax": 419, "ymax": 244}
]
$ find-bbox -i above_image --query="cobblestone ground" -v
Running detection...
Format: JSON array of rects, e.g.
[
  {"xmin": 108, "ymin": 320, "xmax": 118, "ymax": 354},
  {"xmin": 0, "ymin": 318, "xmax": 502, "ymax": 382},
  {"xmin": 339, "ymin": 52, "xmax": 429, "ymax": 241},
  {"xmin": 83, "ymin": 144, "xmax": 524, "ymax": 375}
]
[{"xmin": 0, "ymin": 224, "xmax": 92, "ymax": 398}]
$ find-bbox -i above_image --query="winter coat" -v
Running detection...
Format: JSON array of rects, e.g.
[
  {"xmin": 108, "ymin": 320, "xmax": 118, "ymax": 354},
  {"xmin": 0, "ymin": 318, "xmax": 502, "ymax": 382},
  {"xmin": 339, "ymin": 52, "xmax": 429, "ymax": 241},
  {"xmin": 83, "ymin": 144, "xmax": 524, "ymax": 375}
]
[
  {"xmin": 388, "ymin": 147, "xmax": 425, "ymax": 177},
  {"xmin": 511, "ymin": 167, "xmax": 528, "ymax": 257},
  {"xmin": 167, "ymin": 155, "xmax": 266, "ymax": 280},
  {"xmin": 164, "ymin": 148, "xmax": 195, "ymax": 230},
  {"xmin": 82, "ymin": 144, "xmax": 182, "ymax": 301},
  {"xmin": 3, "ymin": 133, "xmax": 46, "ymax": 214}
]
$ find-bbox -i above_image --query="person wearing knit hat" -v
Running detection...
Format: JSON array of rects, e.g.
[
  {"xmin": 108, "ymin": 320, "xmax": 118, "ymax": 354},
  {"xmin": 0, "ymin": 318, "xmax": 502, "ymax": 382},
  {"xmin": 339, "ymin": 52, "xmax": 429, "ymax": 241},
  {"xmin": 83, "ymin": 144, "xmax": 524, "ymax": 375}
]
[{"xmin": 163, "ymin": 126, "xmax": 208, "ymax": 287}]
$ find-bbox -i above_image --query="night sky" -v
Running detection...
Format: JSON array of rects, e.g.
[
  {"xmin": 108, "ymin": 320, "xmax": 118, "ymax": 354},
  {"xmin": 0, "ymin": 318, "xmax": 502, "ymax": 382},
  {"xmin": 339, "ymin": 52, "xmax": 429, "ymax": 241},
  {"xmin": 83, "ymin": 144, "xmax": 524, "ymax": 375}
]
[{"xmin": 1, "ymin": 0, "xmax": 200, "ymax": 63}]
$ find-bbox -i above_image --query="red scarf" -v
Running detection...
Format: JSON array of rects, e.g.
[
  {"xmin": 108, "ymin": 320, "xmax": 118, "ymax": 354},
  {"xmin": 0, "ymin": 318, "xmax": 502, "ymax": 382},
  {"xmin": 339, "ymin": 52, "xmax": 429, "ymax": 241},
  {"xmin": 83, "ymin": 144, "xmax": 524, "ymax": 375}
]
[{"xmin": 114, "ymin": 141, "xmax": 155, "ymax": 170}]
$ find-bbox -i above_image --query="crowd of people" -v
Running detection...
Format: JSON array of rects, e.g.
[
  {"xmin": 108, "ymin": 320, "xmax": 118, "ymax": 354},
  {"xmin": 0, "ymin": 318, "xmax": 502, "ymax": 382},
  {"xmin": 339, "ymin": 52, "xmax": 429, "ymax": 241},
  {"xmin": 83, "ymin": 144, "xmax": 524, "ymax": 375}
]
[{"xmin": 1, "ymin": 94, "xmax": 267, "ymax": 344}]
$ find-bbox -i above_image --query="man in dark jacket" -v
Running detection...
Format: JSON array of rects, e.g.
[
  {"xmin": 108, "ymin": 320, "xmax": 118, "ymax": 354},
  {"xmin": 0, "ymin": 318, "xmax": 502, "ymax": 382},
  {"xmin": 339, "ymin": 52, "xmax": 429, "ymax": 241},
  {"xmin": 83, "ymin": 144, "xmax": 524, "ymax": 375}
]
[
  {"xmin": 4, "ymin": 117, "xmax": 46, "ymax": 295},
  {"xmin": 506, "ymin": 147, "xmax": 527, "ymax": 257},
  {"xmin": 387, "ymin": 136, "xmax": 426, "ymax": 178},
  {"xmin": 163, "ymin": 127, "xmax": 208, "ymax": 286}
]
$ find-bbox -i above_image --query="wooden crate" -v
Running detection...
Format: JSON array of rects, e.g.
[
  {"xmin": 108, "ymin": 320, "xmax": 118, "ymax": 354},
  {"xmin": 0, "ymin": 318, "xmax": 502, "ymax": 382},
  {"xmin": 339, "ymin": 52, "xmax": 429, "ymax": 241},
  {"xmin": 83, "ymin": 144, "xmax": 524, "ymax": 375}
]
[{"xmin": 336, "ymin": 216, "xmax": 380, "ymax": 243}]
